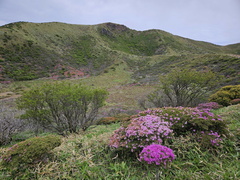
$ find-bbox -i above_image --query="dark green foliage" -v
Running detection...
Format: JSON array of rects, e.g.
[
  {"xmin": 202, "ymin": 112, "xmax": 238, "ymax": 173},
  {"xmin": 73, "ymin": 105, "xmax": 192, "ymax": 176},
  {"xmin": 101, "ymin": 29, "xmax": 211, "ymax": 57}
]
[
  {"xmin": 71, "ymin": 35, "xmax": 95, "ymax": 66},
  {"xmin": 99, "ymin": 28, "xmax": 162, "ymax": 56},
  {"xmin": 147, "ymin": 68, "xmax": 219, "ymax": 107},
  {"xmin": 212, "ymin": 104, "xmax": 240, "ymax": 146},
  {"xmin": 209, "ymin": 85, "xmax": 240, "ymax": 106},
  {"xmin": 0, "ymin": 135, "xmax": 61, "ymax": 170},
  {"xmin": 5, "ymin": 65, "xmax": 38, "ymax": 80},
  {"xmin": 71, "ymin": 35, "xmax": 115, "ymax": 71},
  {"xmin": 17, "ymin": 82, "xmax": 108, "ymax": 135},
  {"xmin": 0, "ymin": 41, "xmax": 58, "ymax": 80}
]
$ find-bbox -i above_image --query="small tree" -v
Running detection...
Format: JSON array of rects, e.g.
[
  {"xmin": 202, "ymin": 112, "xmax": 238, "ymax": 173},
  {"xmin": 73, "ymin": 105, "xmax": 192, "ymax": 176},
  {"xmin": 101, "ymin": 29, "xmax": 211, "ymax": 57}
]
[
  {"xmin": 17, "ymin": 82, "xmax": 108, "ymax": 136},
  {"xmin": 147, "ymin": 68, "xmax": 219, "ymax": 107}
]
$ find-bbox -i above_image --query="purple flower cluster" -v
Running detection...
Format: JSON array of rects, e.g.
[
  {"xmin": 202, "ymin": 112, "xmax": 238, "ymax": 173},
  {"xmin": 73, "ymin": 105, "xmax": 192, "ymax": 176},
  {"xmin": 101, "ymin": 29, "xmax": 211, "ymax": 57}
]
[
  {"xmin": 208, "ymin": 131, "xmax": 223, "ymax": 146},
  {"xmin": 196, "ymin": 131, "xmax": 223, "ymax": 147},
  {"xmin": 139, "ymin": 107, "xmax": 224, "ymax": 133},
  {"xmin": 109, "ymin": 106, "xmax": 227, "ymax": 162},
  {"xmin": 139, "ymin": 107, "xmax": 223, "ymax": 125},
  {"xmin": 197, "ymin": 102, "xmax": 222, "ymax": 111},
  {"xmin": 109, "ymin": 115, "xmax": 172, "ymax": 152},
  {"xmin": 139, "ymin": 144, "xmax": 175, "ymax": 166},
  {"xmin": 109, "ymin": 127, "xmax": 127, "ymax": 149},
  {"xmin": 133, "ymin": 107, "xmax": 226, "ymax": 147},
  {"xmin": 192, "ymin": 109, "xmax": 223, "ymax": 121}
]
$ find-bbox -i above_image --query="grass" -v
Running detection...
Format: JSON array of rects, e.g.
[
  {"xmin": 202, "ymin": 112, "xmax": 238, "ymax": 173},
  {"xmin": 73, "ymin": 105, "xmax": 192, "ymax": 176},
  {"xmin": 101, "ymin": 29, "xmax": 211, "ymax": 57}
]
[
  {"xmin": 0, "ymin": 104, "xmax": 239, "ymax": 179},
  {"xmin": 1, "ymin": 22, "xmax": 240, "ymax": 85},
  {"xmin": 0, "ymin": 61, "xmax": 156, "ymax": 110},
  {"xmin": 212, "ymin": 104, "xmax": 240, "ymax": 140}
]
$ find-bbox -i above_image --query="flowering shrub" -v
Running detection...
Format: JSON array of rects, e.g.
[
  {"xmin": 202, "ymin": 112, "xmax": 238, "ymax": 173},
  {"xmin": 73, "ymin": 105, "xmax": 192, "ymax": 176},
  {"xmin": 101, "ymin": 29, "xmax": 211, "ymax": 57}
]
[
  {"xmin": 109, "ymin": 115, "xmax": 172, "ymax": 152},
  {"xmin": 109, "ymin": 106, "xmax": 228, "ymax": 162},
  {"xmin": 138, "ymin": 107, "xmax": 228, "ymax": 138},
  {"xmin": 197, "ymin": 102, "xmax": 222, "ymax": 110},
  {"xmin": 139, "ymin": 144, "xmax": 175, "ymax": 166},
  {"xmin": 138, "ymin": 107, "xmax": 229, "ymax": 149}
]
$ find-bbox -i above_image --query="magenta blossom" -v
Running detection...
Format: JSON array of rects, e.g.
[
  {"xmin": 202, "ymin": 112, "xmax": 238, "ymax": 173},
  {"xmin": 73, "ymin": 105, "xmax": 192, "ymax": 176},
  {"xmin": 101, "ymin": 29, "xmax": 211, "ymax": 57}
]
[
  {"xmin": 109, "ymin": 115, "xmax": 173, "ymax": 152},
  {"xmin": 139, "ymin": 144, "xmax": 175, "ymax": 166},
  {"xmin": 197, "ymin": 102, "xmax": 222, "ymax": 111}
]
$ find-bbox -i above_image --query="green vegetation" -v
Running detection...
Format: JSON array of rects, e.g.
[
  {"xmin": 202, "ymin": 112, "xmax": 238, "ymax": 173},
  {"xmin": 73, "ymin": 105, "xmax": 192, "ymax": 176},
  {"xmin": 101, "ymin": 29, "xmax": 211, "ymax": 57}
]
[
  {"xmin": 71, "ymin": 35, "xmax": 95, "ymax": 66},
  {"xmin": 144, "ymin": 68, "xmax": 219, "ymax": 107},
  {"xmin": 0, "ymin": 22, "xmax": 239, "ymax": 86},
  {"xmin": 17, "ymin": 82, "xmax": 108, "ymax": 135},
  {"xmin": 212, "ymin": 104, "xmax": 240, "ymax": 140},
  {"xmin": 99, "ymin": 27, "xmax": 161, "ymax": 56},
  {"xmin": 0, "ymin": 105, "xmax": 239, "ymax": 179},
  {"xmin": 1, "ymin": 135, "xmax": 61, "ymax": 176},
  {"xmin": 138, "ymin": 107, "xmax": 228, "ymax": 138},
  {"xmin": 209, "ymin": 85, "xmax": 240, "ymax": 106},
  {"xmin": 0, "ymin": 21, "xmax": 239, "ymax": 179}
]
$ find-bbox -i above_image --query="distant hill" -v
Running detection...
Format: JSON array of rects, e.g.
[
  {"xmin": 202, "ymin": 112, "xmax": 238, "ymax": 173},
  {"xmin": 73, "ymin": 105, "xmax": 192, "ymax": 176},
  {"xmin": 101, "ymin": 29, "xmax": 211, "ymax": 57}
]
[{"xmin": 0, "ymin": 21, "xmax": 239, "ymax": 84}]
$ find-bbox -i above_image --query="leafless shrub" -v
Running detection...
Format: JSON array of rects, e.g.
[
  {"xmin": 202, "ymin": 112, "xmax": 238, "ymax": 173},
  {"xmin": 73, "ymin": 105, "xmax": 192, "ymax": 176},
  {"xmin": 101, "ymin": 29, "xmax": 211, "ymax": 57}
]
[{"xmin": 0, "ymin": 99, "xmax": 25, "ymax": 145}]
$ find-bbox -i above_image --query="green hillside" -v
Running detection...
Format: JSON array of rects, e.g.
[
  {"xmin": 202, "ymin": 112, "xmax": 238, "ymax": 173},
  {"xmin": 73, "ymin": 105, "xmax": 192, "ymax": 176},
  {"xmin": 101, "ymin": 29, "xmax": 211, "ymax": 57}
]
[{"xmin": 0, "ymin": 21, "xmax": 239, "ymax": 84}]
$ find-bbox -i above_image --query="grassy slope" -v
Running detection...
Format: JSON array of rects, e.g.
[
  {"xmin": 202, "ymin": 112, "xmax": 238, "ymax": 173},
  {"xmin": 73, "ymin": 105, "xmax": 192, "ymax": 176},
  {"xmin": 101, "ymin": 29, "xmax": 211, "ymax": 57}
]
[
  {"xmin": 0, "ymin": 21, "xmax": 239, "ymax": 111},
  {"xmin": 0, "ymin": 61, "xmax": 155, "ymax": 111},
  {"xmin": 0, "ymin": 21, "xmax": 239, "ymax": 85}
]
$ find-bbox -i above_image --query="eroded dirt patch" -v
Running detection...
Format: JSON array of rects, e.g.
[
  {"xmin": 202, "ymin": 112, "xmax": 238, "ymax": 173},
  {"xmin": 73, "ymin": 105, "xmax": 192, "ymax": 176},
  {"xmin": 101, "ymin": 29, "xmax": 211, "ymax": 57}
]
[{"xmin": 0, "ymin": 92, "xmax": 21, "ymax": 100}]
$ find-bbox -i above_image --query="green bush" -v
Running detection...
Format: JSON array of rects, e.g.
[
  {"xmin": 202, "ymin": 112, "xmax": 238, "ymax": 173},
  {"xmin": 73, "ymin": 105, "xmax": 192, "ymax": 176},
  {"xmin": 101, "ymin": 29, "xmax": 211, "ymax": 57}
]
[
  {"xmin": 209, "ymin": 85, "xmax": 240, "ymax": 106},
  {"xmin": 17, "ymin": 82, "xmax": 108, "ymax": 135},
  {"xmin": 0, "ymin": 135, "xmax": 61, "ymax": 171},
  {"xmin": 147, "ymin": 68, "xmax": 219, "ymax": 107}
]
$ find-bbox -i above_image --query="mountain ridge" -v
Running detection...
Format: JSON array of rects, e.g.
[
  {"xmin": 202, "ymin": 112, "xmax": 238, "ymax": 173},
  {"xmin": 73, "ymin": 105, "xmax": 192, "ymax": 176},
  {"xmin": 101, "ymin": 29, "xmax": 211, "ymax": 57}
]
[{"xmin": 0, "ymin": 21, "xmax": 239, "ymax": 84}]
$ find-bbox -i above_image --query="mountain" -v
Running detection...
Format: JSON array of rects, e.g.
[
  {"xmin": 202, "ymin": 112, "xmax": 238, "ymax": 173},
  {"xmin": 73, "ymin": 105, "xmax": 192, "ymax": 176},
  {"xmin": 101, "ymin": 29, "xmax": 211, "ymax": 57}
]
[{"xmin": 0, "ymin": 21, "xmax": 239, "ymax": 84}]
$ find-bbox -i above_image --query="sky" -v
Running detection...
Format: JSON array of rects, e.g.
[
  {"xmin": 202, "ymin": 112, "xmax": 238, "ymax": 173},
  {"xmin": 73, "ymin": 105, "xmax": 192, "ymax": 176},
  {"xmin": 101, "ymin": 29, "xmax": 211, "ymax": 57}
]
[{"xmin": 0, "ymin": 0, "xmax": 240, "ymax": 46}]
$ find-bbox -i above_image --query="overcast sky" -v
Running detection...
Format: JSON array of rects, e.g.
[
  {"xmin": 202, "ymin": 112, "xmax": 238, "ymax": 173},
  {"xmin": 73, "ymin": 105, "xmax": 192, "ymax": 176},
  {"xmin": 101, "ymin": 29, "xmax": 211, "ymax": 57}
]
[{"xmin": 0, "ymin": 0, "xmax": 239, "ymax": 45}]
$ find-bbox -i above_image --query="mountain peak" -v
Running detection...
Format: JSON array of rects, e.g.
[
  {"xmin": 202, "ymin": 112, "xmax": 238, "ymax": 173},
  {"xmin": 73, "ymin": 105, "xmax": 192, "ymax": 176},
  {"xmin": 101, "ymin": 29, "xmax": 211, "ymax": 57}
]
[{"xmin": 0, "ymin": 22, "xmax": 239, "ymax": 84}]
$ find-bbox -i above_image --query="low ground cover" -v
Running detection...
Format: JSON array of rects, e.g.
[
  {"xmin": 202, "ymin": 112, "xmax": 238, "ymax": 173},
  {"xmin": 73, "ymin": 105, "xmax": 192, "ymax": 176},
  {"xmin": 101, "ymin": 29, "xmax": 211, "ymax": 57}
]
[{"xmin": 0, "ymin": 105, "xmax": 239, "ymax": 179}]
